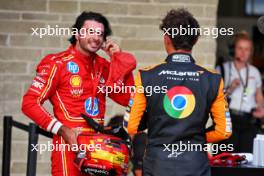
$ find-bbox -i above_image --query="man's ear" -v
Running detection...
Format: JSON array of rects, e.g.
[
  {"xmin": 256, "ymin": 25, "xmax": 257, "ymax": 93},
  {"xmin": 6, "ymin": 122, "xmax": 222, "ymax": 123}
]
[
  {"xmin": 164, "ymin": 34, "xmax": 171, "ymax": 46},
  {"xmin": 75, "ymin": 33, "xmax": 80, "ymax": 42},
  {"xmin": 164, "ymin": 34, "xmax": 173, "ymax": 53}
]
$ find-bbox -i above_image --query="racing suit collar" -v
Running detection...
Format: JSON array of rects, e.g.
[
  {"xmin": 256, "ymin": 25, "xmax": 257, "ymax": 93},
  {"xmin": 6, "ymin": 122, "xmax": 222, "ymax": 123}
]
[
  {"xmin": 166, "ymin": 52, "xmax": 195, "ymax": 64},
  {"xmin": 68, "ymin": 45, "xmax": 96, "ymax": 66}
]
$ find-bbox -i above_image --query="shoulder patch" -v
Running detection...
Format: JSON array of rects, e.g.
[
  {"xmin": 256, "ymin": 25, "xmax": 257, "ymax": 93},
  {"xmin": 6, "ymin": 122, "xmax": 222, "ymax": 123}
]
[
  {"xmin": 140, "ymin": 62, "xmax": 166, "ymax": 71},
  {"xmin": 61, "ymin": 54, "xmax": 74, "ymax": 62},
  {"xmin": 39, "ymin": 50, "xmax": 72, "ymax": 69},
  {"xmin": 46, "ymin": 50, "xmax": 74, "ymax": 63},
  {"xmin": 196, "ymin": 64, "xmax": 218, "ymax": 74}
]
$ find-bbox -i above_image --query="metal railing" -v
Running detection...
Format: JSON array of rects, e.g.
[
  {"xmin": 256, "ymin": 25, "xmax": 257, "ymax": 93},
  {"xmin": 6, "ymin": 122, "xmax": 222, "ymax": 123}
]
[{"xmin": 2, "ymin": 116, "xmax": 52, "ymax": 176}]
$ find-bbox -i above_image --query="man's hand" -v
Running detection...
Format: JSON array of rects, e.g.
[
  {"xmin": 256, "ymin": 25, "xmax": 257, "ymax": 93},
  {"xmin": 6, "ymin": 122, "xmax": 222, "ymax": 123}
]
[
  {"xmin": 101, "ymin": 38, "xmax": 121, "ymax": 56},
  {"xmin": 253, "ymin": 107, "xmax": 264, "ymax": 119},
  {"xmin": 57, "ymin": 126, "xmax": 79, "ymax": 146},
  {"xmin": 230, "ymin": 78, "xmax": 240, "ymax": 90},
  {"xmin": 227, "ymin": 78, "xmax": 240, "ymax": 94}
]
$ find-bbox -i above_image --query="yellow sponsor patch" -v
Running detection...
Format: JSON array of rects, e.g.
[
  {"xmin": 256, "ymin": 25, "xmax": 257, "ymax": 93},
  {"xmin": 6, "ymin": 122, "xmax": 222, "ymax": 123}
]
[{"xmin": 70, "ymin": 75, "xmax": 82, "ymax": 87}]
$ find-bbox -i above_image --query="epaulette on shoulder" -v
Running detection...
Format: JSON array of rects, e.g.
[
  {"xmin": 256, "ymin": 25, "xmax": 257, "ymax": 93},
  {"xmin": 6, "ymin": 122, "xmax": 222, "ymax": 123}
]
[
  {"xmin": 140, "ymin": 62, "xmax": 166, "ymax": 71},
  {"xmin": 196, "ymin": 64, "xmax": 218, "ymax": 74},
  {"xmin": 61, "ymin": 54, "xmax": 74, "ymax": 62},
  {"xmin": 48, "ymin": 51, "xmax": 74, "ymax": 64}
]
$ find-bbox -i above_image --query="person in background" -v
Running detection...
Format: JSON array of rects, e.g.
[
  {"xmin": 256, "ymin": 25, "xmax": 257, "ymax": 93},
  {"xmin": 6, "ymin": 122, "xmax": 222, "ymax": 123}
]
[{"xmin": 216, "ymin": 31, "xmax": 264, "ymax": 153}]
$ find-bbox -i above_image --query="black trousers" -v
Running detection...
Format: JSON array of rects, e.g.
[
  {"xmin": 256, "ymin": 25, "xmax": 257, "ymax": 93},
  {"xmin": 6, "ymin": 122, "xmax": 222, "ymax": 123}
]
[
  {"xmin": 132, "ymin": 132, "xmax": 147, "ymax": 171},
  {"xmin": 143, "ymin": 152, "xmax": 211, "ymax": 176},
  {"xmin": 220, "ymin": 111, "xmax": 258, "ymax": 153}
]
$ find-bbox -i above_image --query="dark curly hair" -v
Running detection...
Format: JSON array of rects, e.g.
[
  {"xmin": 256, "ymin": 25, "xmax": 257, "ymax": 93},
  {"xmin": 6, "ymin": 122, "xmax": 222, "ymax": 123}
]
[
  {"xmin": 69, "ymin": 11, "xmax": 112, "ymax": 45},
  {"xmin": 160, "ymin": 9, "xmax": 200, "ymax": 50}
]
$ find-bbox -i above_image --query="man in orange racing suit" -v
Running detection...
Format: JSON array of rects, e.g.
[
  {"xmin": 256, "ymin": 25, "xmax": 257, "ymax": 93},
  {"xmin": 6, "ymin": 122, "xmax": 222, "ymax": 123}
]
[
  {"xmin": 124, "ymin": 9, "xmax": 232, "ymax": 176},
  {"xmin": 22, "ymin": 11, "xmax": 135, "ymax": 176}
]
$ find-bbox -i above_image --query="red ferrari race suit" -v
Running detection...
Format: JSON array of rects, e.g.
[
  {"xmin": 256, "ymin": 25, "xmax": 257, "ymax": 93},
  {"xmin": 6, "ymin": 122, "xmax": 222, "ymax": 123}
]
[{"xmin": 22, "ymin": 45, "xmax": 135, "ymax": 176}]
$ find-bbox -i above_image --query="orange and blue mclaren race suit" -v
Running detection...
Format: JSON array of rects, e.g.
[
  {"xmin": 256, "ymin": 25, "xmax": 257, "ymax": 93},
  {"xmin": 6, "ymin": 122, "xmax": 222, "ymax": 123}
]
[
  {"xmin": 22, "ymin": 45, "xmax": 135, "ymax": 176},
  {"xmin": 124, "ymin": 52, "xmax": 232, "ymax": 176}
]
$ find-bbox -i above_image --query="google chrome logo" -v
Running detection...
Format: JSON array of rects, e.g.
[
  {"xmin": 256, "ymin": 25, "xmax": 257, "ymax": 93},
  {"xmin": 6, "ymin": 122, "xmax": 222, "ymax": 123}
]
[{"xmin": 163, "ymin": 86, "xmax": 196, "ymax": 119}]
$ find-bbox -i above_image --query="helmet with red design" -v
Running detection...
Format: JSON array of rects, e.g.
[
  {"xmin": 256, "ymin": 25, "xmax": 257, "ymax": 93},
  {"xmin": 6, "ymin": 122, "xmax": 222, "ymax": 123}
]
[{"xmin": 74, "ymin": 114, "xmax": 131, "ymax": 175}]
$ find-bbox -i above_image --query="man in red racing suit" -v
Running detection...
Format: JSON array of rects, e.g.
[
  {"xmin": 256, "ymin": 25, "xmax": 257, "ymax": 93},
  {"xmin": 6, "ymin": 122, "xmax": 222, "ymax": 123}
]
[{"xmin": 21, "ymin": 11, "xmax": 135, "ymax": 176}]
